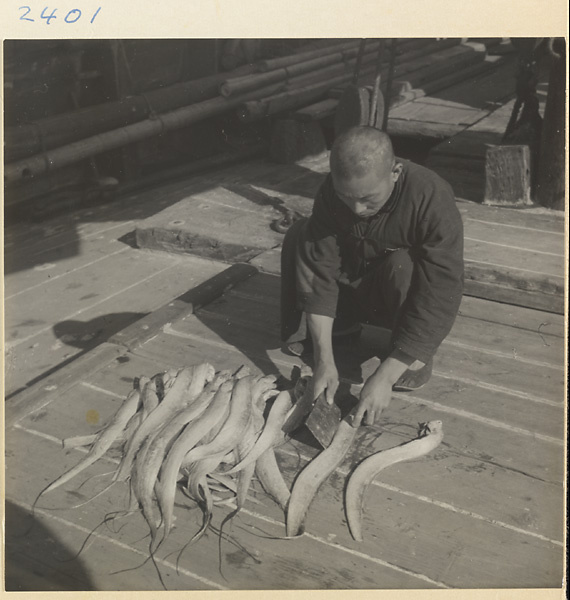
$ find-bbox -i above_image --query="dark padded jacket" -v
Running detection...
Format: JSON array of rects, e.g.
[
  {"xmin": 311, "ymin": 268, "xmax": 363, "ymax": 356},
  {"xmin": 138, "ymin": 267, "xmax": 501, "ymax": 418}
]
[{"xmin": 295, "ymin": 159, "xmax": 464, "ymax": 364}]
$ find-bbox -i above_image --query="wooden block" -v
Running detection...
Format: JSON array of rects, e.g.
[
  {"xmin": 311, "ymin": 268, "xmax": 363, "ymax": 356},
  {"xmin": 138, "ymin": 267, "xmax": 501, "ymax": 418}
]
[
  {"xmin": 463, "ymin": 279, "xmax": 564, "ymax": 315},
  {"xmin": 387, "ymin": 118, "xmax": 464, "ymax": 140},
  {"xmin": 134, "ymin": 189, "xmax": 283, "ymax": 258},
  {"xmin": 294, "ymin": 98, "xmax": 339, "ymax": 122},
  {"xmin": 484, "ymin": 144, "xmax": 533, "ymax": 206}
]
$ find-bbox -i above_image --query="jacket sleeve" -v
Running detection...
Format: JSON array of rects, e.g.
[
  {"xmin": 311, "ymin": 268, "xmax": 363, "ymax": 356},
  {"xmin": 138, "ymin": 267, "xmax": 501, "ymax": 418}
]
[
  {"xmin": 295, "ymin": 179, "xmax": 344, "ymax": 318},
  {"xmin": 391, "ymin": 180, "xmax": 464, "ymax": 364}
]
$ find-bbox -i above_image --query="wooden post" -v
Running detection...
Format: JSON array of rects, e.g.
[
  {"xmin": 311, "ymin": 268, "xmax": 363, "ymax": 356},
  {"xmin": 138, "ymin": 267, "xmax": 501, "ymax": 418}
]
[
  {"xmin": 535, "ymin": 39, "xmax": 566, "ymax": 211},
  {"xmin": 484, "ymin": 144, "xmax": 533, "ymax": 206}
]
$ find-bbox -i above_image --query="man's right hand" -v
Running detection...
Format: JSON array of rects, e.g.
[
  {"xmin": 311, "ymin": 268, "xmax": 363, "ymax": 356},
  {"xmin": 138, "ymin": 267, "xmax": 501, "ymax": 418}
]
[
  {"xmin": 313, "ymin": 360, "xmax": 339, "ymax": 405},
  {"xmin": 306, "ymin": 313, "xmax": 337, "ymax": 404}
]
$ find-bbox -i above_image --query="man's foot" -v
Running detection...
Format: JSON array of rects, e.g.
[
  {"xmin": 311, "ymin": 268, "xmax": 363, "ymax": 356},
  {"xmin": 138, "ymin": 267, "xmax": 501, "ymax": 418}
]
[
  {"xmin": 392, "ymin": 359, "xmax": 433, "ymax": 392},
  {"xmin": 283, "ymin": 324, "xmax": 362, "ymax": 357}
]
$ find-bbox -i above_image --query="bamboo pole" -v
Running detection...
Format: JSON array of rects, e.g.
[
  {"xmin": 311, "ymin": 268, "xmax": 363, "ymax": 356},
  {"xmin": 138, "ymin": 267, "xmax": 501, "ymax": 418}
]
[
  {"xmin": 4, "ymin": 63, "xmax": 257, "ymax": 162},
  {"xmin": 254, "ymin": 38, "xmax": 439, "ymax": 74},
  {"xmin": 4, "ymin": 80, "xmax": 288, "ymax": 184},
  {"xmin": 237, "ymin": 64, "xmax": 376, "ymax": 122},
  {"xmin": 220, "ymin": 41, "xmax": 381, "ymax": 97},
  {"xmin": 5, "ymin": 38, "xmax": 467, "ymax": 183},
  {"xmin": 283, "ymin": 50, "xmax": 378, "ymax": 90},
  {"xmin": 5, "ymin": 39, "xmax": 456, "ymax": 163},
  {"xmin": 5, "ymin": 54, "xmax": 382, "ymax": 183},
  {"xmin": 256, "ymin": 40, "xmax": 361, "ymax": 72}
]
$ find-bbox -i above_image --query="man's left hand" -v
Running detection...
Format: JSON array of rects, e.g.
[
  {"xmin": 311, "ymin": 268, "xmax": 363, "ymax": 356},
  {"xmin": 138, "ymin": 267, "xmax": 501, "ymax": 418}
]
[{"xmin": 352, "ymin": 372, "xmax": 393, "ymax": 427}]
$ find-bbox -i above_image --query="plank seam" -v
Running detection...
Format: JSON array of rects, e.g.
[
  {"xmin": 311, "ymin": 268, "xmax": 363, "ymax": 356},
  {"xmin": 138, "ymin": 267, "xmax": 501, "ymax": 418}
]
[
  {"xmin": 454, "ymin": 313, "xmax": 564, "ymax": 340},
  {"xmin": 464, "ymin": 258, "xmax": 564, "ymax": 279},
  {"xmin": 237, "ymin": 507, "xmax": 450, "ymax": 588},
  {"xmin": 432, "ymin": 371, "xmax": 563, "ymax": 407},
  {"xmin": 465, "ymin": 217, "xmax": 565, "ymax": 236},
  {"xmin": 443, "ymin": 338, "xmax": 563, "ymax": 371},
  {"xmin": 108, "ymin": 263, "xmax": 258, "ymax": 351},
  {"xmin": 5, "ymin": 247, "xmax": 130, "ymax": 301},
  {"xmin": 464, "ymin": 236, "xmax": 563, "ymax": 257},
  {"xmin": 80, "ymin": 381, "xmax": 126, "ymax": 400},
  {"xmin": 13, "ymin": 423, "xmax": 120, "ymax": 464},
  {"xmin": 394, "ymin": 394, "xmax": 564, "ymax": 446}
]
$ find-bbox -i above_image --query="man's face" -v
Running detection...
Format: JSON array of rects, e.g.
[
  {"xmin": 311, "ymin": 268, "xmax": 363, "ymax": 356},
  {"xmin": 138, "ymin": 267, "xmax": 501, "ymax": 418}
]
[{"xmin": 332, "ymin": 162, "xmax": 403, "ymax": 218}]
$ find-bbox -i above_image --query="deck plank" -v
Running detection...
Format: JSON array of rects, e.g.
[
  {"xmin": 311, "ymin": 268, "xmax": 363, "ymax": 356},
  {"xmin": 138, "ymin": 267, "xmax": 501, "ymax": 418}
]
[
  {"xmin": 192, "ymin": 292, "xmax": 565, "ymax": 402},
  {"xmin": 389, "ymin": 98, "xmax": 488, "ymax": 126},
  {"xmin": 5, "ymin": 235, "xmax": 131, "ymax": 297},
  {"xmin": 4, "ymin": 250, "xmax": 212, "ymax": 350},
  {"xmin": 4, "ymin": 254, "xmax": 225, "ymax": 396},
  {"xmin": 463, "ymin": 239, "xmax": 564, "ymax": 278},
  {"xmin": 462, "ymin": 219, "xmax": 564, "ymax": 256},
  {"xmin": 226, "ymin": 272, "xmax": 566, "ymax": 337},
  {"xmin": 270, "ymin": 448, "xmax": 563, "ymax": 589}
]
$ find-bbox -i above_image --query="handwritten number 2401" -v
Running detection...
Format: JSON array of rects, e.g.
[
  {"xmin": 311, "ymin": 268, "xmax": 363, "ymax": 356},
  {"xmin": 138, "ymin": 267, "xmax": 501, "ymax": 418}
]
[{"xmin": 19, "ymin": 6, "xmax": 102, "ymax": 23}]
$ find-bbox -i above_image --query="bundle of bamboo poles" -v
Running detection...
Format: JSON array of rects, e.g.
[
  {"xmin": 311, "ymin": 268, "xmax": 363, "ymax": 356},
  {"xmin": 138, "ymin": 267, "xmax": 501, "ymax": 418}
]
[
  {"xmin": 5, "ymin": 40, "xmax": 370, "ymax": 164},
  {"xmin": 4, "ymin": 38, "xmax": 464, "ymax": 185}
]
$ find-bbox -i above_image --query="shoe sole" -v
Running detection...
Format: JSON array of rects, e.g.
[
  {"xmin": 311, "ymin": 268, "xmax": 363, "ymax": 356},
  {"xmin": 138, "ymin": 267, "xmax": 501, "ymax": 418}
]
[{"xmin": 392, "ymin": 382, "xmax": 427, "ymax": 392}]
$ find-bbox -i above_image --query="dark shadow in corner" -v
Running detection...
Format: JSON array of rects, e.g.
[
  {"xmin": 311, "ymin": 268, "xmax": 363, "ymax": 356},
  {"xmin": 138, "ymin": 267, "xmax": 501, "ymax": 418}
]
[{"xmin": 4, "ymin": 500, "xmax": 96, "ymax": 591}]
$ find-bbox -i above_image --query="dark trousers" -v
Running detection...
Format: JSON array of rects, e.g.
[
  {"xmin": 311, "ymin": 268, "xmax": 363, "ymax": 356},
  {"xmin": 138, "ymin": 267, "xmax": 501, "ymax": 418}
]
[{"xmin": 280, "ymin": 218, "xmax": 414, "ymax": 344}]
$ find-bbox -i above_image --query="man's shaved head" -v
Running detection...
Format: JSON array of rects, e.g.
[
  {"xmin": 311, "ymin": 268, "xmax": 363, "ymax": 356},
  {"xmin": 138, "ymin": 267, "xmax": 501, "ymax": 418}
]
[
  {"xmin": 328, "ymin": 127, "xmax": 403, "ymax": 217},
  {"xmin": 330, "ymin": 126, "xmax": 395, "ymax": 180}
]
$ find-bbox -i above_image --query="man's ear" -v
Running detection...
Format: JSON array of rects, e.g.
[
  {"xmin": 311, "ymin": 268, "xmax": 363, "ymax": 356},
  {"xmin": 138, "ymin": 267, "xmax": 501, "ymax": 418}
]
[{"xmin": 392, "ymin": 162, "xmax": 404, "ymax": 182}]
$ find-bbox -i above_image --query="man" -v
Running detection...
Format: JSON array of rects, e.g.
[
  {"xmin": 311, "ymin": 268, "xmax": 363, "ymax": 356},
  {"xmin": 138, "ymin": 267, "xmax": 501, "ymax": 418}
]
[{"xmin": 280, "ymin": 126, "xmax": 464, "ymax": 427}]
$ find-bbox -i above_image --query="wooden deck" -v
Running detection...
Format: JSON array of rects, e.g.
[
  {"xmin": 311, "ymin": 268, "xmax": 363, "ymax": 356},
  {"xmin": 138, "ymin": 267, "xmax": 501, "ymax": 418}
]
[
  {"xmin": 4, "ymin": 265, "xmax": 566, "ymax": 591},
  {"xmin": 3, "ymin": 147, "xmax": 566, "ymax": 592}
]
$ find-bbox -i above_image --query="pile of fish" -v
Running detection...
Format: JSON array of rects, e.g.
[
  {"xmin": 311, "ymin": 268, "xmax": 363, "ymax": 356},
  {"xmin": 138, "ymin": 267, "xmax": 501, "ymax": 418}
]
[
  {"xmin": 40, "ymin": 363, "xmax": 300, "ymax": 552},
  {"xmin": 40, "ymin": 360, "xmax": 444, "ymax": 555}
]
